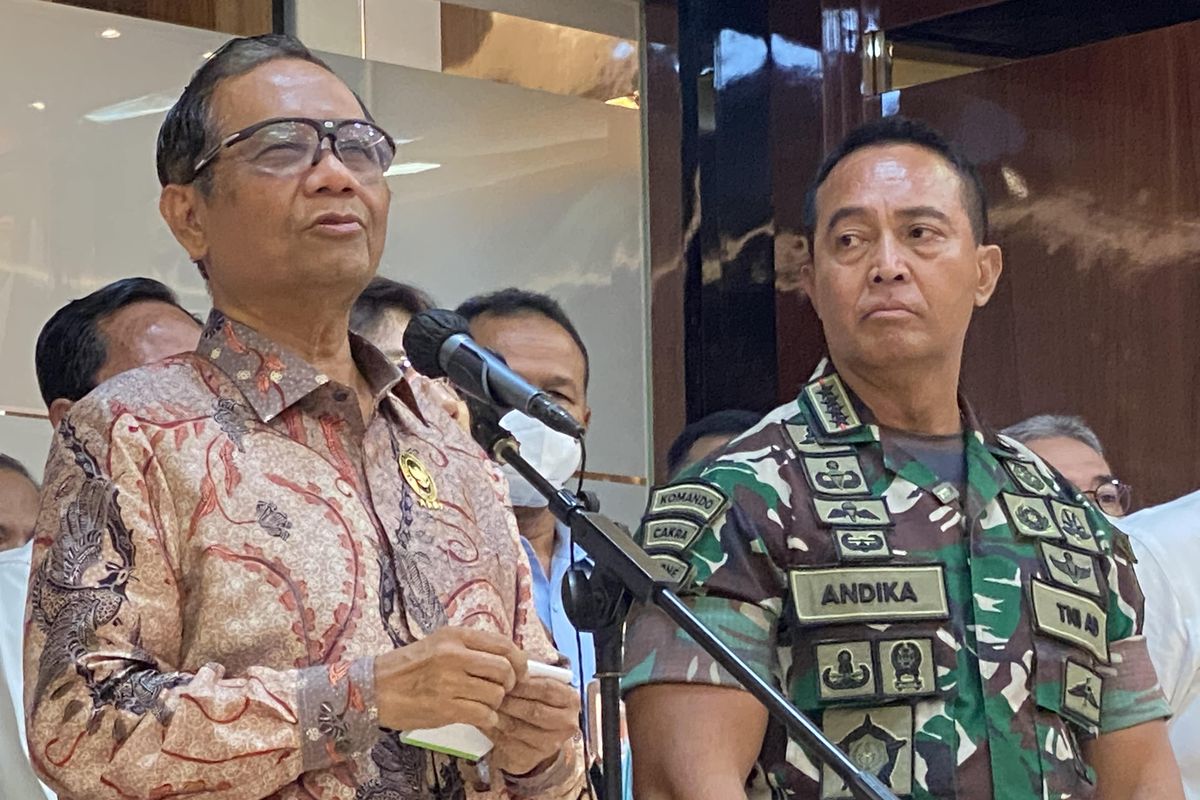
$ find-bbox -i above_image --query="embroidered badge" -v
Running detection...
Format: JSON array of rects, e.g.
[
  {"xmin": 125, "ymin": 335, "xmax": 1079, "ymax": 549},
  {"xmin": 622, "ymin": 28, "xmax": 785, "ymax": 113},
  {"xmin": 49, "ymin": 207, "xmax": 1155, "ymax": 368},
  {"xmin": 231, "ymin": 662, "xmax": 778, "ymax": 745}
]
[
  {"xmin": 399, "ymin": 450, "xmax": 441, "ymax": 510},
  {"xmin": 1031, "ymin": 579, "xmax": 1109, "ymax": 661},
  {"xmin": 1001, "ymin": 493, "xmax": 1062, "ymax": 539},
  {"xmin": 832, "ymin": 529, "xmax": 892, "ymax": 561},
  {"xmin": 803, "ymin": 374, "xmax": 863, "ymax": 436},
  {"xmin": 642, "ymin": 516, "xmax": 704, "ymax": 553},
  {"xmin": 877, "ymin": 638, "xmax": 937, "ymax": 699},
  {"xmin": 649, "ymin": 553, "xmax": 693, "ymax": 586},
  {"xmin": 1004, "ymin": 459, "xmax": 1057, "ymax": 497},
  {"xmin": 789, "ymin": 565, "xmax": 949, "ymax": 626},
  {"xmin": 812, "ymin": 497, "xmax": 892, "ymax": 528},
  {"xmin": 803, "ymin": 455, "xmax": 869, "ymax": 497},
  {"xmin": 1050, "ymin": 500, "xmax": 1102, "ymax": 553},
  {"xmin": 786, "ymin": 423, "xmax": 854, "ymax": 455},
  {"xmin": 815, "ymin": 640, "xmax": 876, "ymax": 701},
  {"xmin": 821, "ymin": 706, "xmax": 914, "ymax": 799},
  {"xmin": 1040, "ymin": 542, "xmax": 1103, "ymax": 598},
  {"xmin": 645, "ymin": 481, "xmax": 729, "ymax": 522},
  {"xmin": 1062, "ymin": 659, "xmax": 1104, "ymax": 729}
]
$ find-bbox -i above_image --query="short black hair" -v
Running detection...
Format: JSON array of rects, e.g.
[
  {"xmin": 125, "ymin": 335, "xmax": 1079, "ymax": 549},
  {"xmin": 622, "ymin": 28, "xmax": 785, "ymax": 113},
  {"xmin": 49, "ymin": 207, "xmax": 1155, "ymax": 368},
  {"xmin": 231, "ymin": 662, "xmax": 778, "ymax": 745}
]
[
  {"xmin": 802, "ymin": 116, "xmax": 988, "ymax": 244},
  {"xmin": 156, "ymin": 34, "xmax": 360, "ymax": 190},
  {"xmin": 455, "ymin": 288, "xmax": 590, "ymax": 388},
  {"xmin": 667, "ymin": 409, "xmax": 762, "ymax": 475},
  {"xmin": 0, "ymin": 454, "xmax": 36, "ymax": 488},
  {"xmin": 35, "ymin": 278, "xmax": 191, "ymax": 408},
  {"xmin": 350, "ymin": 277, "xmax": 435, "ymax": 335}
]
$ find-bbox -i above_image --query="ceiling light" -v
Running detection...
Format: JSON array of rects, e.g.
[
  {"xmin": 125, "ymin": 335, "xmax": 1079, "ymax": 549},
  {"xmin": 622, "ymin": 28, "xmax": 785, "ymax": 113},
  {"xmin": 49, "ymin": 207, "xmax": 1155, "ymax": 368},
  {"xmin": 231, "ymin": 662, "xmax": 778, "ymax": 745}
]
[
  {"xmin": 605, "ymin": 93, "xmax": 640, "ymax": 110},
  {"xmin": 28, "ymin": 101, "xmax": 46, "ymax": 111},
  {"xmin": 383, "ymin": 162, "xmax": 441, "ymax": 177},
  {"xmin": 100, "ymin": 28, "xmax": 122, "ymax": 39},
  {"xmin": 202, "ymin": 51, "xmax": 214, "ymax": 59},
  {"xmin": 84, "ymin": 91, "xmax": 177, "ymax": 123}
]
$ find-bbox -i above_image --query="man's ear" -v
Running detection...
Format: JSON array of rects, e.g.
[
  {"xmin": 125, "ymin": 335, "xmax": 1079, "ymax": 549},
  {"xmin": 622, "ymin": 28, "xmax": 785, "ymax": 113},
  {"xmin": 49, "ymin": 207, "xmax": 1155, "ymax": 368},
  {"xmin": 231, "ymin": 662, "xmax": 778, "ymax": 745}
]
[
  {"xmin": 797, "ymin": 235, "xmax": 821, "ymax": 318},
  {"xmin": 48, "ymin": 398, "xmax": 73, "ymax": 431},
  {"xmin": 159, "ymin": 184, "xmax": 210, "ymax": 263},
  {"xmin": 973, "ymin": 243, "xmax": 1003, "ymax": 307}
]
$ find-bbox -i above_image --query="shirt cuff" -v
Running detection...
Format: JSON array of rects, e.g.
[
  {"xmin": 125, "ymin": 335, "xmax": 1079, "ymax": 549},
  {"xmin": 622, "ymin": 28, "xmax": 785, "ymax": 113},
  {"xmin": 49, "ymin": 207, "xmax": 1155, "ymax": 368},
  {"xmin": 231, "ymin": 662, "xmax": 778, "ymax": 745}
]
[
  {"xmin": 297, "ymin": 657, "xmax": 381, "ymax": 771},
  {"xmin": 1098, "ymin": 636, "xmax": 1173, "ymax": 733},
  {"xmin": 621, "ymin": 595, "xmax": 778, "ymax": 695}
]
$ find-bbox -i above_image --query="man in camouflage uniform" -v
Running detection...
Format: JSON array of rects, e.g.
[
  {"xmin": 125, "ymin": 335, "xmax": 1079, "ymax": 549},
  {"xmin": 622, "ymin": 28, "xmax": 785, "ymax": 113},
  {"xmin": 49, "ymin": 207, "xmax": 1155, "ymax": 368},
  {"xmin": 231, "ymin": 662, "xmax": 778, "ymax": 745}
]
[{"xmin": 622, "ymin": 117, "xmax": 1183, "ymax": 799}]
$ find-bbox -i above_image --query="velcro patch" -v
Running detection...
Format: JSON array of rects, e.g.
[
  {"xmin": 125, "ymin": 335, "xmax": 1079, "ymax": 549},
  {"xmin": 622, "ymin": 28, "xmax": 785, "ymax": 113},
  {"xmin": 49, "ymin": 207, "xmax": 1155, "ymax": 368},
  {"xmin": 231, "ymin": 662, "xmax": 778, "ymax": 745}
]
[
  {"xmin": 821, "ymin": 705, "xmax": 913, "ymax": 799},
  {"xmin": 1003, "ymin": 458, "xmax": 1057, "ymax": 497},
  {"xmin": 1031, "ymin": 579, "xmax": 1109, "ymax": 661},
  {"xmin": 1001, "ymin": 493, "xmax": 1062, "ymax": 540},
  {"xmin": 790, "ymin": 565, "xmax": 949, "ymax": 626},
  {"xmin": 1050, "ymin": 500, "xmax": 1102, "ymax": 554},
  {"xmin": 786, "ymin": 423, "xmax": 854, "ymax": 455},
  {"xmin": 1040, "ymin": 542, "xmax": 1102, "ymax": 598},
  {"xmin": 812, "ymin": 497, "xmax": 892, "ymax": 528},
  {"xmin": 804, "ymin": 374, "xmax": 863, "ymax": 436},
  {"xmin": 641, "ymin": 516, "xmax": 705, "ymax": 553},
  {"xmin": 816, "ymin": 640, "xmax": 877, "ymax": 701},
  {"xmin": 1062, "ymin": 659, "xmax": 1103, "ymax": 729},
  {"xmin": 803, "ymin": 455, "xmax": 870, "ymax": 497},
  {"xmin": 645, "ymin": 481, "xmax": 729, "ymax": 523},
  {"xmin": 832, "ymin": 529, "xmax": 892, "ymax": 561},
  {"xmin": 877, "ymin": 638, "xmax": 937, "ymax": 699}
]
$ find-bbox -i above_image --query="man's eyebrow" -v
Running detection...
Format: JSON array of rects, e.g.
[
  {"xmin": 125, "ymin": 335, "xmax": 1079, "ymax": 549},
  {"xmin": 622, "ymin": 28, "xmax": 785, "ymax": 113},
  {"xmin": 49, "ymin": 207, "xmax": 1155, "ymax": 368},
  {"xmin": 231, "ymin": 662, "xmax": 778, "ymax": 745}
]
[
  {"xmin": 895, "ymin": 206, "xmax": 953, "ymax": 225},
  {"xmin": 825, "ymin": 206, "xmax": 868, "ymax": 233}
]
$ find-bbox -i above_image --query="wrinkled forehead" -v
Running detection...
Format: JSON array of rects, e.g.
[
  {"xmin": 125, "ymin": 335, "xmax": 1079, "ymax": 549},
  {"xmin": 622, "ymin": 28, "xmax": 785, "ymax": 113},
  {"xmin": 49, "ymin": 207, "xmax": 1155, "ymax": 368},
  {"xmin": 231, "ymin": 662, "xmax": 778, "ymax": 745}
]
[
  {"xmin": 210, "ymin": 57, "xmax": 365, "ymax": 134},
  {"xmin": 815, "ymin": 143, "xmax": 970, "ymax": 229}
]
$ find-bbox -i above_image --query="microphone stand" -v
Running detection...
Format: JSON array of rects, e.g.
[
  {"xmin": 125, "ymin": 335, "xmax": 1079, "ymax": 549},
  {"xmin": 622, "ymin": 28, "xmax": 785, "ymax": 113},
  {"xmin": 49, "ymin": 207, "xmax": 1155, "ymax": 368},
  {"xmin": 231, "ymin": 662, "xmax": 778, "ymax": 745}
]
[{"xmin": 478, "ymin": 420, "xmax": 897, "ymax": 800}]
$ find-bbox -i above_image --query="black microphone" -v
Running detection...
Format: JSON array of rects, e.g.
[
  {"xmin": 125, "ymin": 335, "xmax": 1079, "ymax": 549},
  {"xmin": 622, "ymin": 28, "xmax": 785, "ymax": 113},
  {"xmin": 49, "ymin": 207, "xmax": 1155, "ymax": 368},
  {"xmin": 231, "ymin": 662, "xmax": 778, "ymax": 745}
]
[{"xmin": 403, "ymin": 309, "xmax": 585, "ymax": 439}]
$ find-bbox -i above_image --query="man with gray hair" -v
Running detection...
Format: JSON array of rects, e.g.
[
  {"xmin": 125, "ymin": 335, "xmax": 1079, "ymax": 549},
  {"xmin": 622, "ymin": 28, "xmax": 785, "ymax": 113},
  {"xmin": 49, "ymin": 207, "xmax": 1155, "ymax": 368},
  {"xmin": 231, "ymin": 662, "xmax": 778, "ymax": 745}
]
[
  {"xmin": 25, "ymin": 33, "xmax": 584, "ymax": 800},
  {"xmin": 1002, "ymin": 413, "xmax": 1132, "ymax": 517}
]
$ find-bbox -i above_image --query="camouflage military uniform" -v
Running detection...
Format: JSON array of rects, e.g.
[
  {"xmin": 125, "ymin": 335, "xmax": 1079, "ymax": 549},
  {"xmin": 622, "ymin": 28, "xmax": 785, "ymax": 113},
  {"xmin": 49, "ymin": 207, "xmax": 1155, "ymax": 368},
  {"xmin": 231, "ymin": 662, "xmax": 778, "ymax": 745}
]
[{"xmin": 623, "ymin": 359, "xmax": 1169, "ymax": 799}]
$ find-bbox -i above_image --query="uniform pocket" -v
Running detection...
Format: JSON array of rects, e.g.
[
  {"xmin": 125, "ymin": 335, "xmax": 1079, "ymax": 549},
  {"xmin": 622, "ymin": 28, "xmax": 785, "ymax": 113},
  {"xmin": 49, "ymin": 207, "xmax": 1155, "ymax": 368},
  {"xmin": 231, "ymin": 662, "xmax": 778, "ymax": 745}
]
[{"xmin": 1032, "ymin": 637, "xmax": 1100, "ymax": 793}]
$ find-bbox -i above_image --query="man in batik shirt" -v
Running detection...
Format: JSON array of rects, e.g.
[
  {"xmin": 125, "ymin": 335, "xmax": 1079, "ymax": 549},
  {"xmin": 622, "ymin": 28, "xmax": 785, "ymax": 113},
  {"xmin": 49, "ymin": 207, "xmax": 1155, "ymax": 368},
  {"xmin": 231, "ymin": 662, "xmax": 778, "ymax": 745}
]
[
  {"xmin": 622, "ymin": 117, "xmax": 1182, "ymax": 799},
  {"xmin": 24, "ymin": 34, "xmax": 584, "ymax": 800}
]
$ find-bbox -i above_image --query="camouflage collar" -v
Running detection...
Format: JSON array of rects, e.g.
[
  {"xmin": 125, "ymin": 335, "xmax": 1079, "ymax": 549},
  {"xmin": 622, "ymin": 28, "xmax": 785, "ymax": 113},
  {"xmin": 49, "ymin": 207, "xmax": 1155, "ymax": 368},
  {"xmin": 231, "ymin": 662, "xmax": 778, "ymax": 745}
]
[{"xmin": 197, "ymin": 309, "xmax": 406, "ymax": 423}]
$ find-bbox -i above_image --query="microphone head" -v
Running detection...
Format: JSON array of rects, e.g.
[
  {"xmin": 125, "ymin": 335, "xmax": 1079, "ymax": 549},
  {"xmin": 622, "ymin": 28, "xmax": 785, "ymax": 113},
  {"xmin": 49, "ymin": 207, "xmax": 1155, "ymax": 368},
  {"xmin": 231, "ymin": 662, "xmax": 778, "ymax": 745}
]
[{"xmin": 403, "ymin": 309, "xmax": 471, "ymax": 379}]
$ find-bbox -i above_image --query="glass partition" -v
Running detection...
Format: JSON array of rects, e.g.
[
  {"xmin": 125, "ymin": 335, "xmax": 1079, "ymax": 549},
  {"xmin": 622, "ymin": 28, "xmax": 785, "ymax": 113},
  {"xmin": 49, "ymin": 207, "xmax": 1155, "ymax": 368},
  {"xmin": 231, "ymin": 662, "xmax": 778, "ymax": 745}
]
[{"xmin": 0, "ymin": 0, "xmax": 650, "ymax": 521}]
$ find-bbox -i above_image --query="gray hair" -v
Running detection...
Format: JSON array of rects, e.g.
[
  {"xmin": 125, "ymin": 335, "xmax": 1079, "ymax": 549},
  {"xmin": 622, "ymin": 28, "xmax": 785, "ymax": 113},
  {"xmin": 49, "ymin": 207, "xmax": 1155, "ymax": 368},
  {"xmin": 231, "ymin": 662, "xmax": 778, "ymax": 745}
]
[
  {"xmin": 0, "ymin": 453, "xmax": 37, "ymax": 489},
  {"xmin": 1001, "ymin": 414, "xmax": 1105, "ymax": 455}
]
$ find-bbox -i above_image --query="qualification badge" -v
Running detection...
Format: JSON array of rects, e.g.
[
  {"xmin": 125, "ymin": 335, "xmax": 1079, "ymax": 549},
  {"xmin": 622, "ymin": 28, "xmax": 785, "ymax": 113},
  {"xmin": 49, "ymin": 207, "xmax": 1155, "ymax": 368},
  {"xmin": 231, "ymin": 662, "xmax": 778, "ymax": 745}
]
[{"xmin": 400, "ymin": 450, "xmax": 441, "ymax": 510}]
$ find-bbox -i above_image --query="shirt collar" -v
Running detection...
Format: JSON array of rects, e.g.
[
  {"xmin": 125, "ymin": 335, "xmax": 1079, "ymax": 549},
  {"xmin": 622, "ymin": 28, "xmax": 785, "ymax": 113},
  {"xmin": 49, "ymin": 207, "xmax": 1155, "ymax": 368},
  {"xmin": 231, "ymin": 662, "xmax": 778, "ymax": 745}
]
[{"xmin": 197, "ymin": 309, "xmax": 406, "ymax": 423}]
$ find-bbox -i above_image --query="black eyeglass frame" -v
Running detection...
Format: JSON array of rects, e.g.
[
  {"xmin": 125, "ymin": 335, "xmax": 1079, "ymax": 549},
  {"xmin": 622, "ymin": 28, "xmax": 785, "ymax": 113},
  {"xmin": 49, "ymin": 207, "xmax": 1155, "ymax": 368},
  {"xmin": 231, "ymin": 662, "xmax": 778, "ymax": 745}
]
[
  {"xmin": 1080, "ymin": 476, "xmax": 1133, "ymax": 515},
  {"xmin": 190, "ymin": 116, "xmax": 397, "ymax": 180}
]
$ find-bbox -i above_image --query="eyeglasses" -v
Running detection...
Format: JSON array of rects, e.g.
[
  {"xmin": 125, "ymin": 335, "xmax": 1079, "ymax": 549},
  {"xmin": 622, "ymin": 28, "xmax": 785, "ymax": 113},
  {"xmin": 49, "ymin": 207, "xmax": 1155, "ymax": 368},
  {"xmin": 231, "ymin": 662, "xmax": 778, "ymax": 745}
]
[
  {"xmin": 191, "ymin": 117, "xmax": 396, "ymax": 183},
  {"xmin": 1081, "ymin": 476, "xmax": 1132, "ymax": 517}
]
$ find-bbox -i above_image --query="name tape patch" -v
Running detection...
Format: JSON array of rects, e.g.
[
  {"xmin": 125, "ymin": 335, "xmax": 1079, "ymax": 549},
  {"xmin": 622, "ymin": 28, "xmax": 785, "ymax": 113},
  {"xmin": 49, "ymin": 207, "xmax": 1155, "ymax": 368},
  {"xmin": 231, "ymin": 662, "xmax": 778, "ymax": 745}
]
[
  {"xmin": 646, "ymin": 481, "xmax": 729, "ymax": 522},
  {"xmin": 790, "ymin": 565, "xmax": 949, "ymax": 626},
  {"xmin": 1031, "ymin": 579, "xmax": 1109, "ymax": 661},
  {"xmin": 649, "ymin": 553, "xmax": 693, "ymax": 586}
]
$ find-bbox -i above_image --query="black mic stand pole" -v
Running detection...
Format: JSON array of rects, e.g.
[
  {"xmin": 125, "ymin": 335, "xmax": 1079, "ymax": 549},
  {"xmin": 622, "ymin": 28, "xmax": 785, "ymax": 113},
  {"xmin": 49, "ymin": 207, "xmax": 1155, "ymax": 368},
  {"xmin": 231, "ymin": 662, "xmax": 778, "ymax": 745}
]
[{"xmin": 480, "ymin": 422, "xmax": 897, "ymax": 800}]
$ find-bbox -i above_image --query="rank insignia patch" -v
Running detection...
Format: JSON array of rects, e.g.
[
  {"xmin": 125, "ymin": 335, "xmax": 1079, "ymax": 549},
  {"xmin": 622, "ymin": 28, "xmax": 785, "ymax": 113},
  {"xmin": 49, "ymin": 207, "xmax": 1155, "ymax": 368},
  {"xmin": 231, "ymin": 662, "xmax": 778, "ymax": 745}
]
[
  {"xmin": 812, "ymin": 497, "xmax": 892, "ymax": 528},
  {"xmin": 804, "ymin": 374, "xmax": 863, "ymax": 436},
  {"xmin": 815, "ymin": 640, "xmax": 876, "ymax": 701},
  {"xmin": 832, "ymin": 529, "xmax": 892, "ymax": 561},
  {"xmin": 1001, "ymin": 493, "xmax": 1061, "ymax": 540},
  {"xmin": 821, "ymin": 706, "xmax": 914, "ymax": 799},
  {"xmin": 1040, "ymin": 542, "xmax": 1102, "ymax": 598},
  {"xmin": 1050, "ymin": 500, "xmax": 1102, "ymax": 554},
  {"xmin": 804, "ymin": 455, "xmax": 870, "ymax": 496},
  {"xmin": 877, "ymin": 638, "xmax": 937, "ymax": 699},
  {"xmin": 1062, "ymin": 660, "xmax": 1103, "ymax": 729}
]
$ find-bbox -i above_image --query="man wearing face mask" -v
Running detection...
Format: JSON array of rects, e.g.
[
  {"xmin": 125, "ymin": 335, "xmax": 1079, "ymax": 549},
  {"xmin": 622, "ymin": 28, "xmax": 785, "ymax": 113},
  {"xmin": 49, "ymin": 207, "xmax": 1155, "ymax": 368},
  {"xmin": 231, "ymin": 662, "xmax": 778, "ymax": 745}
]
[{"xmin": 456, "ymin": 289, "xmax": 594, "ymax": 687}]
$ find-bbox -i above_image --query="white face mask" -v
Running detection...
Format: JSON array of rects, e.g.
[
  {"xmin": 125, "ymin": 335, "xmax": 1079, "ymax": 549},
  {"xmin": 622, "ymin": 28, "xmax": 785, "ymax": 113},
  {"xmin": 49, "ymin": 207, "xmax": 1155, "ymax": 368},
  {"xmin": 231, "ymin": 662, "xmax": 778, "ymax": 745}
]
[{"xmin": 498, "ymin": 409, "xmax": 583, "ymax": 508}]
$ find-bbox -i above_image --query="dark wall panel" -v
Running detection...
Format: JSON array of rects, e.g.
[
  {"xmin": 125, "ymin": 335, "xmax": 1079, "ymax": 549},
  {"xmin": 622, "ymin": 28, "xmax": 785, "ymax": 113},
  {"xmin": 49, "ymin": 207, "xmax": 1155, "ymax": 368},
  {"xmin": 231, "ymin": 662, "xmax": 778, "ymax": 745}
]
[{"xmin": 886, "ymin": 19, "xmax": 1200, "ymax": 506}]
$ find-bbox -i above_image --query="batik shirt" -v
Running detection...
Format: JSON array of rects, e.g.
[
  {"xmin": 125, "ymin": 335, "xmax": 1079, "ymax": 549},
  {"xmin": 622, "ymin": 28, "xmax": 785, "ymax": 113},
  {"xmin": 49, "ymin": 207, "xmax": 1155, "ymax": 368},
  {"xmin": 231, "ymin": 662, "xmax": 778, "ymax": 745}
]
[
  {"xmin": 623, "ymin": 359, "xmax": 1168, "ymax": 799},
  {"xmin": 24, "ymin": 311, "xmax": 585, "ymax": 800}
]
